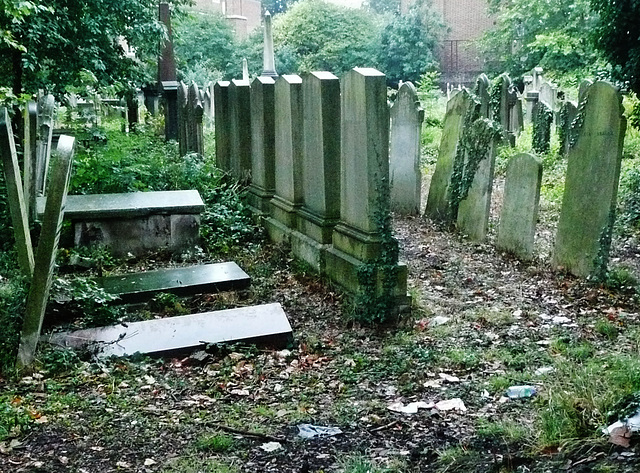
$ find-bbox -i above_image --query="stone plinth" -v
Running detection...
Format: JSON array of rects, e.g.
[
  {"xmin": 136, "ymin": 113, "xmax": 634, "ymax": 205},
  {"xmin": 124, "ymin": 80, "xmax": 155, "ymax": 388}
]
[
  {"xmin": 248, "ymin": 76, "xmax": 276, "ymax": 214},
  {"xmin": 496, "ymin": 153, "xmax": 542, "ymax": 260},
  {"xmin": 324, "ymin": 68, "xmax": 408, "ymax": 307},
  {"xmin": 292, "ymin": 71, "xmax": 341, "ymax": 270},
  {"xmin": 553, "ymin": 81, "xmax": 626, "ymax": 278},
  {"xmin": 389, "ymin": 82, "xmax": 424, "ymax": 215}
]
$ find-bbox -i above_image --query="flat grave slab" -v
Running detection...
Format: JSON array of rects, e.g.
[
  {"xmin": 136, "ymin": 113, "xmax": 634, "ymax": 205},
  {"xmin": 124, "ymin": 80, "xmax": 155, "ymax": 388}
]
[
  {"xmin": 44, "ymin": 303, "xmax": 292, "ymax": 357},
  {"xmin": 97, "ymin": 262, "xmax": 251, "ymax": 303},
  {"xmin": 37, "ymin": 189, "xmax": 204, "ymax": 220}
]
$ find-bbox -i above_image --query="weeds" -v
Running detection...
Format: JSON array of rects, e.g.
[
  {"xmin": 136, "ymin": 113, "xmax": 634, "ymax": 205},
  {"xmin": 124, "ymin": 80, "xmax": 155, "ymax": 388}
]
[{"xmin": 196, "ymin": 433, "xmax": 236, "ymax": 453}]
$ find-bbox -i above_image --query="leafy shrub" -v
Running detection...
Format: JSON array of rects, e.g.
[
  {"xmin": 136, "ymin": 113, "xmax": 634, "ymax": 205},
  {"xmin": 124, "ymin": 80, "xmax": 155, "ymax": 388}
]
[
  {"xmin": 618, "ymin": 164, "xmax": 640, "ymax": 234},
  {"xmin": 0, "ymin": 275, "xmax": 27, "ymax": 373}
]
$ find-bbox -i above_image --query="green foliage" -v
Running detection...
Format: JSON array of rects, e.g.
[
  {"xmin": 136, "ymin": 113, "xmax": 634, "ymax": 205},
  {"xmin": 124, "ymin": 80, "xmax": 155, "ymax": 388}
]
[
  {"xmin": 605, "ymin": 265, "xmax": 639, "ymax": 293},
  {"xmin": 617, "ymin": 163, "xmax": 640, "ymax": 234},
  {"xmin": 0, "ymin": 273, "xmax": 27, "ymax": 373},
  {"xmin": 39, "ymin": 346, "xmax": 81, "ymax": 375},
  {"xmin": 173, "ymin": 11, "xmax": 237, "ymax": 83},
  {"xmin": 50, "ymin": 277, "xmax": 123, "ymax": 328},
  {"xmin": 272, "ymin": 0, "xmax": 381, "ymax": 75},
  {"xmin": 537, "ymin": 354, "xmax": 640, "ymax": 447},
  {"xmin": 196, "ymin": 433, "xmax": 236, "ymax": 453},
  {"xmin": 377, "ymin": 0, "xmax": 444, "ymax": 84},
  {"xmin": 591, "ymin": 0, "xmax": 640, "ymax": 95},
  {"xmin": 481, "ymin": 0, "xmax": 603, "ymax": 79},
  {"xmin": 0, "ymin": 0, "xmax": 189, "ymax": 96},
  {"xmin": 0, "ymin": 392, "xmax": 32, "ymax": 441}
]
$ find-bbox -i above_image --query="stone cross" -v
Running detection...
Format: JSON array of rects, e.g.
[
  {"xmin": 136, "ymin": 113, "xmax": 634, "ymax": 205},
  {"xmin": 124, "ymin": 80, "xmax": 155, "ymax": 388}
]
[
  {"xmin": 497, "ymin": 153, "xmax": 542, "ymax": 260},
  {"xmin": 18, "ymin": 135, "xmax": 75, "ymax": 367},
  {"xmin": 389, "ymin": 82, "xmax": 424, "ymax": 215},
  {"xmin": 553, "ymin": 81, "xmax": 626, "ymax": 278},
  {"xmin": 0, "ymin": 108, "xmax": 35, "ymax": 277},
  {"xmin": 262, "ymin": 11, "xmax": 277, "ymax": 78}
]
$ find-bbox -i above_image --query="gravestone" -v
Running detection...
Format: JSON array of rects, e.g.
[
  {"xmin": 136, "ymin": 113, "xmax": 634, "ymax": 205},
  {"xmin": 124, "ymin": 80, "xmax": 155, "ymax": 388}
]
[
  {"xmin": 558, "ymin": 100, "xmax": 578, "ymax": 156},
  {"xmin": 177, "ymin": 81, "xmax": 189, "ymax": 155},
  {"xmin": 455, "ymin": 122, "xmax": 497, "ymax": 241},
  {"xmin": 389, "ymin": 82, "xmax": 424, "ymax": 215},
  {"xmin": 524, "ymin": 91, "xmax": 539, "ymax": 123},
  {"xmin": 539, "ymin": 81, "xmax": 558, "ymax": 114},
  {"xmin": 475, "ymin": 74, "xmax": 491, "ymax": 118},
  {"xmin": 324, "ymin": 68, "xmax": 407, "ymax": 306},
  {"xmin": 496, "ymin": 153, "xmax": 542, "ymax": 260},
  {"xmin": 425, "ymin": 90, "xmax": 473, "ymax": 221},
  {"xmin": 0, "ymin": 108, "xmax": 35, "ymax": 276},
  {"xmin": 229, "ymin": 79, "xmax": 252, "ymax": 181},
  {"xmin": 578, "ymin": 79, "xmax": 593, "ymax": 104},
  {"xmin": 214, "ymin": 81, "xmax": 231, "ymax": 172},
  {"xmin": 266, "ymin": 74, "xmax": 304, "ymax": 242},
  {"xmin": 248, "ymin": 76, "xmax": 276, "ymax": 214},
  {"xmin": 293, "ymin": 71, "xmax": 341, "ymax": 270},
  {"xmin": 187, "ymin": 82, "xmax": 204, "ymax": 155},
  {"xmin": 36, "ymin": 94, "xmax": 55, "ymax": 196},
  {"xmin": 510, "ymin": 94, "xmax": 524, "ymax": 136},
  {"xmin": 532, "ymin": 100, "xmax": 553, "ymax": 154},
  {"xmin": 46, "ymin": 303, "xmax": 292, "ymax": 358},
  {"xmin": 97, "ymin": 262, "xmax": 250, "ymax": 303},
  {"xmin": 161, "ymin": 81, "xmax": 179, "ymax": 141},
  {"xmin": 18, "ymin": 135, "xmax": 75, "ymax": 367},
  {"xmin": 23, "ymin": 101, "xmax": 37, "ymax": 222},
  {"xmin": 553, "ymin": 81, "xmax": 626, "ymax": 278}
]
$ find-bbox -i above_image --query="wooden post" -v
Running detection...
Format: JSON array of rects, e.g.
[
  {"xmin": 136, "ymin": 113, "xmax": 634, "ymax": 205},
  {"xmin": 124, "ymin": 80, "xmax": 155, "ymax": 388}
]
[
  {"xmin": 0, "ymin": 107, "xmax": 35, "ymax": 277},
  {"xmin": 18, "ymin": 135, "xmax": 75, "ymax": 368}
]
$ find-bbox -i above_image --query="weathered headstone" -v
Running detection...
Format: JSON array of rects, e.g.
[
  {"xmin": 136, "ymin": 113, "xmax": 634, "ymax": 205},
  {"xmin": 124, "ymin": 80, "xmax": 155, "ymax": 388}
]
[
  {"xmin": 248, "ymin": 76, "xmax": 276, "ymax": 213},
  {"xmin": 18, "ymin": 135, "xmax": 75, "ymax": 367},
  {"xmin": 389, "ymin": 82, "xmax": 424, "ymax": 215},
  {"xmin": 293, "ymin": 71, "xmax": 341, "ymax": 270},
  {"xmin": 425, "ymin": 90, "xmax": 473, "ymax": 221},
  {"xmin": 187, "ymin": 82, "xmax": 204, "ymax": 155},
  {"xmin": 23, "ymin": 101, "xmax": 37, "ymax": 222},
  {"xmin": 36, "ymin": 94, "xmax": 55, "ymax": 196},
  {"xmin": 177, "ymin": 81, "xmax": 189, "ymax": 155},
  {"xmin": 539, "ymin": 81, "xmax": 558, "ymax": 114},
  {"xmin": 214, "ymin": 81, "xmax": 231, "ymax": 172},
  {"xmin": 455, "ymin": 122, "xmax": 497, "ymax": 241},
  {"xmin": 262, "ymin": 11, "xmax": 277, "ymax": 78},
  {"xmin": 496, "ymin": 153, "xmax": 542, "ymax": 260},
  {"xmin": 510, "ymin": 93, "xmax": 524, "ymax": 136},
  {"xmin": 558, "ymin": 100, "xmax": 578, "ymax": 156},
  {"xmin": 0, "ymin": 108, "xmax": 35, "ymax": 277},
  {"xmin": 578, "ymin": 79, "xmax": 593, "ymax": 104},
  {"xmin": 524, "ymin": 91, "xmax": 539, "ymax": 124},
  {"xmin": 324, "ymin": 68, "xmax": 407, "ymax": 307},
  {"xmin": 532, "ymin": 100, "xmax": 553, "ymax": 154},
  {"xmin": 161, "ymin": 80, "xmax": 179, "ymax": 141},
  {"xmin": 475, "ymin": 74, "xmax": 491, "ymax": 118},
  {"xmin": 228, "ymin": 79, "xmax": 252, "ymax": 181},
  {"xmin": 266, "ymin": 74, "xmax": 303, "ymax": 242},
  {"xmin": 553, "ymin": 81, "xmax": 626, "ymax": 278}
]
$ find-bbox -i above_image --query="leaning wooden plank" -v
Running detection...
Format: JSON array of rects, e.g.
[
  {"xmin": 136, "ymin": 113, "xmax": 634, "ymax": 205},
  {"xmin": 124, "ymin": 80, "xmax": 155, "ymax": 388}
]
[
  {"xmin": 96, "ymin": 262, "xmax": 251, "ymax": 303},
  {"xmin": 45, "ymin": 303, "xmax": 293, "ymax": 357},
  {"xmin": 0, "ymin": 107, "xmax": 35, "ymax": 277},
  {"xmin": 18, "ymin": 135, "xmax": 75, "ymax": 368}
]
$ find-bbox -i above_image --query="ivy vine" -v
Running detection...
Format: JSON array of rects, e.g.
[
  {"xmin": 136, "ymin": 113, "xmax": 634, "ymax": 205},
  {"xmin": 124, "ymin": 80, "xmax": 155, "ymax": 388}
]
[
  {"xmin": 569, "ymin": 94, "xmax": 588, "ymax": 149},
  {"xmin": 557, "ymin": 104, "xmax": 570, "ymax": 155},
  {"xmin": 532, "ymin": 101, "xmax": 553, "ymax": 154},
  {"xmin": 592, "ymin": 208, "xmax": 616, "ymax": 282}
]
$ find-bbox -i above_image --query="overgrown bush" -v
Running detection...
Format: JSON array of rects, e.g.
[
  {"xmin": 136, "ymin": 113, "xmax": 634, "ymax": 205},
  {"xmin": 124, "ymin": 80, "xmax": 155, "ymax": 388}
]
[{"xmin": 0, "ymin": 256, "xmax": 27, "ymax": 373}]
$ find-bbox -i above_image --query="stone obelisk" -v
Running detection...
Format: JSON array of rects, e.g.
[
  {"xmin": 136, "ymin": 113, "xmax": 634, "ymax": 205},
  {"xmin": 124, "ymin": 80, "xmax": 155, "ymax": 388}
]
[{"xmin": 262, "ymin": 11, "xmax": 278, "ymax": 78}]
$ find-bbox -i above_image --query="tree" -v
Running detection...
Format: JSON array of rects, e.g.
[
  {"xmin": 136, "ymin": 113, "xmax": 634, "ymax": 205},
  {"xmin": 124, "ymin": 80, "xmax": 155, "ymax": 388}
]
[
  {"xmin": 591, "ymin": 0, "xmax": 640, "ymax": 95},
  {"xmin": 272, "ymin": 0, "xmax": 381, "ymax": 75},
  {"xmin": 481, "ymin": 0, "xmax": 603, "ymax": 80},
  {"xmin": 365, "ymin": 0, "xmax": 400, "ymax": 15},
  {"xmin": 377, "ymin": 0, "xmax": 444, "ymax": 85},
  {"xmin": 173, "ymin": 11, "xmax": 238, "ymax": 83},
  {"xmin": 0, "ymin": 0, "xmax": 188, "ymax": 99}
]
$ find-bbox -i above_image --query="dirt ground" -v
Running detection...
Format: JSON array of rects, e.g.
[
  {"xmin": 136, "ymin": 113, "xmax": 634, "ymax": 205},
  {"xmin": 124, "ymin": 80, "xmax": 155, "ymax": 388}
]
[{"xmin": 1, "ymin": 178, "xmax": 640, "ymax": 473}]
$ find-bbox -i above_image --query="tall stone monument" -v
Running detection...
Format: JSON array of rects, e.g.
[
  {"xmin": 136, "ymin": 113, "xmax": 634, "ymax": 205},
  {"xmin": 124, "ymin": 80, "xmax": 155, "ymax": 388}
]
[
  {"xmin": 261, "ymin": 11, "xmax": 277, "ymax": 78},
  {"xmin": 229, "ymin": 79, "xmax": 252, "ymax": 181},
  {"xmin": 214, "ymin": 81, "xmax": 231, "ymax": 172}
]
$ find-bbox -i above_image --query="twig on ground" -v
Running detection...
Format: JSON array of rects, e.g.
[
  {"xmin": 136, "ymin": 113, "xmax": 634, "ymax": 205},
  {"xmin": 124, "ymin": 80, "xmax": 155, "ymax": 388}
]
[{"xmin": 203, "ymin": 422, "xmax": 286, "ymax": 443}]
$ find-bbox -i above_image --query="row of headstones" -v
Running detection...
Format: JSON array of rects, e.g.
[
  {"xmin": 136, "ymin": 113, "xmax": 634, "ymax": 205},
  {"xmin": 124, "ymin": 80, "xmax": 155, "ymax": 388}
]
[
  {"xmin": 214, "ymin": 68, "xmax": 408, "ymax": 306},
  {"xmin": 1, "ymin": 106, "xmax": 76, "ymax": 367},
  {"xmin": 426, "ymin": 74, "xmax": 626, "ymax": 279}
]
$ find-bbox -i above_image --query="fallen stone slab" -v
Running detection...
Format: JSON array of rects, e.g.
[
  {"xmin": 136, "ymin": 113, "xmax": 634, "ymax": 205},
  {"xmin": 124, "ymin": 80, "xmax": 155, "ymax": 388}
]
[
  {"xmin": 44, "ymin": 303, "xmax": 292, "ymax": 357},
  {"xmin": 97, "ymin": 262, "xmax": 251, "ymax": 303}
]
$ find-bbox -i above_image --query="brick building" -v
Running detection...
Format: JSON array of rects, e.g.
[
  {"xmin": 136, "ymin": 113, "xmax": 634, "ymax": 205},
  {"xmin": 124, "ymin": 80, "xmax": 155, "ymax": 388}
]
[
  {"xmin": 192, "ymin": 0, "xmax": 262, "ymax": 38},
  {"xmin": 402, "ymin": 0, "xmax": 495, "ymax": 85}
]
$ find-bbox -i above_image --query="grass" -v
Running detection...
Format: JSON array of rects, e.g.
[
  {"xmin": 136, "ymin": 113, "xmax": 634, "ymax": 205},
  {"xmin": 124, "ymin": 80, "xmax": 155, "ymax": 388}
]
[{"xmin": 196, "ymin": 433, "xmax": 236, "ymax": 453}]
